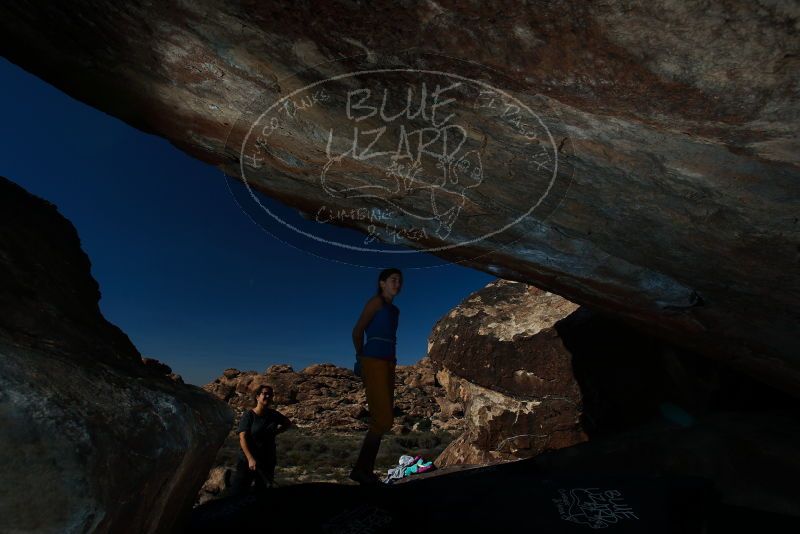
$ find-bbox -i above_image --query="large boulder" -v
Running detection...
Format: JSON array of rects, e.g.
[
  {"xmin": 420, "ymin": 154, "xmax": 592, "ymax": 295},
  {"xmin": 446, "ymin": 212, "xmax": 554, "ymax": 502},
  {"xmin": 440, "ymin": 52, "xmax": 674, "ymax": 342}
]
[
  {"xmin": 0, "ymin": 177, "xmax": 233, "ymax": 533},
  {"xmin": 428, "ymin": 279, "xmax": 582, "ymax": 396},
  {"xmin": 1, "ymin": 1, "xmax": 798, "ymax": 395},
  {"xmin": 430, "ymin": 278, "xmax": 800, "ymax": 476},
  {"xmin": 429, "ymin": 280, "xmax": 587, "ymax": 465}
]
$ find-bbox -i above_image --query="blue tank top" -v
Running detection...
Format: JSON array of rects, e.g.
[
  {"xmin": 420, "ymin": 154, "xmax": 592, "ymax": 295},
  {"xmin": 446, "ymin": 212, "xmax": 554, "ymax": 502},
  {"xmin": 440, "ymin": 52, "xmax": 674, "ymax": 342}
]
[{"xmin": 362, "ymin": 299, "xmax": 399, "ymax": 360}]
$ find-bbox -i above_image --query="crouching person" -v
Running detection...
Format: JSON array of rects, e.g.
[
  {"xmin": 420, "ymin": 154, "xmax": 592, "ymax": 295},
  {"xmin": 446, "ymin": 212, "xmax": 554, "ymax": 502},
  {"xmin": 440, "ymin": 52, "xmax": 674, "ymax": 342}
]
[{"xmin": 230, "ymin": 385, "xmax": 292, "ymax": 494}]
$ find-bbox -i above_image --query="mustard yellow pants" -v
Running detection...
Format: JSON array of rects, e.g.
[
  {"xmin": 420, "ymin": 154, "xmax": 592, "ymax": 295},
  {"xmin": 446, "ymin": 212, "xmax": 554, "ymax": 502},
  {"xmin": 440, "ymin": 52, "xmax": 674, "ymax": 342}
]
[{"xmin": 359, "ymin": 357, "xmax": 396, "ymax": 435}]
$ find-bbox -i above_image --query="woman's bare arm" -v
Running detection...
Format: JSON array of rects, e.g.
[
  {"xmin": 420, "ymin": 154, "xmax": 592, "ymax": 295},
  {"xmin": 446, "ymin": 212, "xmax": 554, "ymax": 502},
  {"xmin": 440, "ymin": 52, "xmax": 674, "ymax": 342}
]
[{"xmin": 239, "ymin": 432, "xmax": 257, "ymax": 470}]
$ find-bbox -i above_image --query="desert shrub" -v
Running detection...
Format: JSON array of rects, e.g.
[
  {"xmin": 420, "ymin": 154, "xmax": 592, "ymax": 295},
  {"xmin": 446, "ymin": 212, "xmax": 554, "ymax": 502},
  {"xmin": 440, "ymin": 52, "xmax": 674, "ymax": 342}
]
[{"xmin": 417, "ymin": 417, "xmax": 433, "ymax": 432}]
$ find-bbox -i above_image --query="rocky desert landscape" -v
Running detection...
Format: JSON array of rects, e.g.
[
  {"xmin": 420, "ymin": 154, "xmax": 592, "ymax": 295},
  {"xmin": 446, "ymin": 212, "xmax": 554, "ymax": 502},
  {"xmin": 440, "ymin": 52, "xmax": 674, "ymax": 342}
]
[
  {"xmin": 2, "ymin": 1, "xmax": 799, "ymax": 532},
  {"xmin": 197, "ymin": 357, "xmax": 461, "ymax": 501}
]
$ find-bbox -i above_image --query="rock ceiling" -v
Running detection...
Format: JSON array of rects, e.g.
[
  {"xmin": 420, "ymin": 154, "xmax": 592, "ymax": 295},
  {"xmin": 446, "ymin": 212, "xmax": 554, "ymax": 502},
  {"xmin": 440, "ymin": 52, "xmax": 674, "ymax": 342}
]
[{"xmin": 1, "ymin": 1, "xmax": 797, "ymax": 394}]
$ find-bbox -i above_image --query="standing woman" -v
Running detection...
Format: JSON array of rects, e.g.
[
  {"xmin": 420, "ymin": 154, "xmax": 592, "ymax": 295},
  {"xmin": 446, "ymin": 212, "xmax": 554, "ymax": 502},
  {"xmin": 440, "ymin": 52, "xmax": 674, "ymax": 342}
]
[
  {"xmin": 231, "ymin": 385, "xmax": 292, "ymax": 494},
  {"xmin": 350, "ymin": 268, "xmax": 402, "ymax": 485}
]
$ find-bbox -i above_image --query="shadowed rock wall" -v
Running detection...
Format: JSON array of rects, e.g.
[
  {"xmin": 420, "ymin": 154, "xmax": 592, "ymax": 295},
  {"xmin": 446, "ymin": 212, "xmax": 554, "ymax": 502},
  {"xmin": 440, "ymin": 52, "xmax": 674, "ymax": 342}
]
[{"xmin": 0, "ymin": 177, "xmax": 233, "ymax": 533}]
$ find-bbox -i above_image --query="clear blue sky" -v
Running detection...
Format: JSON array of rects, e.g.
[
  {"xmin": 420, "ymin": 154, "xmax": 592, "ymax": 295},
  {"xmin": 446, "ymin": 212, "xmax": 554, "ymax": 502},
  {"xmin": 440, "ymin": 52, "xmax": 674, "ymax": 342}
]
[{"xmin": 0, "ymin": 58, "xmax": 495, "ymax": 386}]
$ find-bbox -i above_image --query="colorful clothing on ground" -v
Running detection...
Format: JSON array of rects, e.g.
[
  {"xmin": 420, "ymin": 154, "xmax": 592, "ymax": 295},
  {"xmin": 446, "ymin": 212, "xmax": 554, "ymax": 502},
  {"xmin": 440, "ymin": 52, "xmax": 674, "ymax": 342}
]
[{"xmin": 383, "ymin": 455, "xmax": 435, "ymax": 484}]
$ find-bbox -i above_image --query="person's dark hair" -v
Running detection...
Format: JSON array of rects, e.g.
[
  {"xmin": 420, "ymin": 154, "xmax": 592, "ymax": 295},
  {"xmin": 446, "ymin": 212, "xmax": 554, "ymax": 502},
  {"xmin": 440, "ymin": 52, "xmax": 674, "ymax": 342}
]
[
  {"xmin": 254, "ymin": 385, "xmax": 274, "ymax": 401},
  {"xmin": 376, "ymin": 268, "xmax": 402, "ymax": 299}
]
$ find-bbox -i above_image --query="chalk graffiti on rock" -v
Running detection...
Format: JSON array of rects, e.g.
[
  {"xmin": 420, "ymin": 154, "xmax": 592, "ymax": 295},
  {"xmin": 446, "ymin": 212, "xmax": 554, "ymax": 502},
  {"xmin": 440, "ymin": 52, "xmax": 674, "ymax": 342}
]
[
  {"xmin": 234, "ymin": 61, "xmax": 569, "ymax": 263},
  {"xmin": 320, "ymin": 82, "xmax": 478, "ymax": 241},
  {"xmin": 552, "ymin": 488, "xmax": 639, "ymax": 529},
  {"xmin": 321, "ymin": 504, "xmax": 393, "ymax": 534}
]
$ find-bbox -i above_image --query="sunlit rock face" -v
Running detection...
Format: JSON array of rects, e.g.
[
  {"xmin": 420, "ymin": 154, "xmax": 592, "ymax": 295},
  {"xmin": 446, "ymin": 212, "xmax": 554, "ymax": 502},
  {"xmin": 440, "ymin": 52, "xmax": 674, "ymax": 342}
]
[
  {"xmin": 0, "ymin": 177, "xmax": 232, "ymax": 534},
  {"xmin": 429, "ymin": 280, "xmax": 587, "ymax": 466},
  {"xmin": 1, "ymin": 1, "xmax": 798, "ymax": 394},
  {"xmin": 203, "ymin": 358, "xmax": 462, "ymax": 434}
]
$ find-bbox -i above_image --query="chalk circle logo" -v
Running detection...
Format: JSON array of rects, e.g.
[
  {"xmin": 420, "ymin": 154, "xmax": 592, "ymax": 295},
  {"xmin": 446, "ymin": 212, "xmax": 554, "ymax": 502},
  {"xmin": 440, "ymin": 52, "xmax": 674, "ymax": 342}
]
[{"xmin": 223, "ymin": 52, "xmax": 574, "ymax": 268}]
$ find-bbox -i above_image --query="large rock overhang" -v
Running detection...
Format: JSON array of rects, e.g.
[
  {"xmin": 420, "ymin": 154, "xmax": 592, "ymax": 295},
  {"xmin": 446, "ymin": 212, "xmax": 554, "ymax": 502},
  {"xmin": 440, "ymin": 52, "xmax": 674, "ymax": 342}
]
[{"xmin": 1, "ymin": 1, "xmax": 798, "ymax": 394}]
